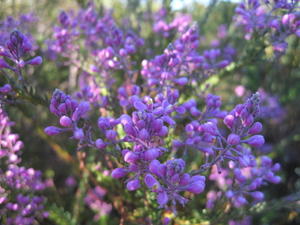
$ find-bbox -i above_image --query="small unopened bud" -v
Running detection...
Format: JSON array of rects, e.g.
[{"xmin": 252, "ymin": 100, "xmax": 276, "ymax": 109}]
[
  {"xmin": 224, "ymin": 114, "xmax": 235, "ymax": 128},
  {"xmin": 126, "ymin": 178, "xmax": 140, "ymax": 191},
  {"xmin": 111, "ymin": 168, "xmax": 127, "ymax": 179},
  {"xmin": 245, "ymin": 135, "xmax": 265, "ymax": 147},
  {"xmin": 227, "ymin": 133, "xmax": 240, "ymax": 145},
  {"xmin": 251, "ymin": 191, "xmax": 264, "ymax": 201},
  {"xmin": 144, "ymin": 173, "xmax": 159, "ymax": 188},
  {"xmin": 95, "ymin": 138, "xmax": 106, "ymax": 149},
  {"xmin": 124, "ymin": 152, "xmax": 139, "ymax": 164},
  {"xmin": 26, "ymin": 56, "xmax": 43, "ymax": 65},
  {"xmin": 44, "ymin": 126, "xmax": 63, "ymax": 136},
  {"xmin": 144, "ymin": 148, "xmax": 160, "ymax": 161},
  {"xmin": 0, "ymin": 84, "xmax": 12, "ymax": 93},
  {"xmin": 59, "ymin": 116, "xmax": 72, "ymax": 127},
  {"xmin": 105, "ymin": 129, "xmax": 117, "ymax": 140},
  {"xmin": 0, "ymin": 58, "xmax": 10, "ymax": 69},
  {"xmin": 74, "ymin": 128, "xmax": 84, "ymax": 140},
  {"xmin": 248, "ymin": 122, "xmax": 262, "ymax": 134}
]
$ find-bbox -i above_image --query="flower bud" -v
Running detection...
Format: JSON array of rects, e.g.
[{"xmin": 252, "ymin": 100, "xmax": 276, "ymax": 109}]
[
  {"xmin": 158, "ymin": 126, "xmax": 168, "ymax": 136},
  {"xmin": 157, "ymin": 191, "xmax": 168, "ymax": 207},
  {"xmin": 144, "ymin": 148, "xmax": 160, "ymax": 161},
  {"xmin": 124, "ymin": 123, "xmax": 137, "ymax": 136},
  {"xmin": 227, "ymin": 133, "xmax": 240, "ymax": 145},
  {"xmin": 190, "ymin": 107, "xmax": 201, "ymax": 117},
  {"xmin": 133, "ymin": 100, "xmax": 147, "ymax": 111},
  {"xmin": 124, "ymin": 152, "xmax": 139, "ymax": 164},
  {"xmin": 126, "ymin": 178, "xmax": 140, "ymax": 191},
  {"xmin": 245, "ymin": 135, "xmax": 265, "ymax": 147},
  {"xmin": 251, "ymin": 191, "xmax": 264, "ymax": 201},
  {"xmin": 235, "ymin": 195, "xmax": 247, "ymax": 207},
  {"xmin": 59, "ymin": 116, "xmax": 72, "ymax": 127},
  {"xmin": 0, "ymin": 84, "xmax": 12, "ymax": 93},
  {"xmin": 224, "ymin": 114, "xmax": 235, "ymax": 128},
  {"xmin": 242, "ymin": 115, "xmax": 254, "ymax": 127},
  {"xmin": 139, "ymin": 128, "xmax": 150, "ymax": 140},
  {"xmin": 105, "ymin": 129, "xmax": 117, "ymax": 140},
  {"xmin": 26, "ymin": 56, "xmax": 43, "ymax": 65},
  {"xmin": 234, "ymin": 168, "xmax": 246, "ymax": 182},
  {"xmin": 172, "ymin": 140, "xmax": 184, "ymax": 148},
  {"xmin": 144, "ymin": 173, "xmax": 159, "ymax": 189},
  {"xmin": 149, "ymin": 160, "xmax": 165, "ymax": 177},
  {"xmin": 248, "ymin": 122, "xmax": 262, "ymax": 135},
  {"xmin": 95, "ymin": 138, "xmax": 106, "ymax": 149},
  {"xmin": 152, "ymin": 119, "xmax": 163, "ymax": 131},
  {"xmin": 44, "ymin": 126, "xmax": 64, "ymax": 136},
  {"xmin": 186, "ymin": 175, "xmax": 206, "ymax": 194},
  {"xmin": 174, "ymin": 77, "xmax": 188, "ymax": 86},
  {"xmin": 72, "ymin": 101, "xmax": 90, "ymax": 121},
  {"xmin": 74, "ymin": 129, "xmax": 84, "ymax": 140},
  {"xmin": 111, "ymin": 168, "xmax": 127, "ymax": 179},
  {"xmin": 0, "ymin": 58, "xmax": 10, "ymax": 69},
  {"xmin": 175, "ymin": 106, "xmax": 186, "ymax": 114}
]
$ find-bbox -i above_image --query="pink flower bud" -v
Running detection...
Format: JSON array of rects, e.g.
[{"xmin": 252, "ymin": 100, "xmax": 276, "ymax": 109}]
[
  {"xmin": 59, "ymin": 116, "xmax": 72, "ymax": 127},
  {"xmin": 224, "ymin": 114, "xmax": 234, "ymax": 128}
]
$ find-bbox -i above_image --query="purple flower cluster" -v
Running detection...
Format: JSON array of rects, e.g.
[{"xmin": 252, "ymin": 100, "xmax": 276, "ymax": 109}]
[
  {"xmin": 48, "ymin": 4, "xmax": 143, "ymax": 75},
  {"xmin": 0, "ymin": 30, "xmax": 42, "ymax": 74},
  {"xmin": 235, "ymin": 86, "xmax": 285, "ymax": 124},
  {"xmin": 44, "ymin": 4, "xmax": 281, "ymax": 215},
  {"xmin": 153, "ymin": 8, "xmax": 192, "ymax": 37},
  {"xmin": 141, "ymin": 24, "xmax": 234, "ymax": 89},
  {"xmin": 0, "ymin": 13, "xmax": 37, "ymax": 47},
  {"xmin": 234, "ymin": 0, "xmax": 300, "ymax": 53},
  {"xmin": 84, "ymin": 186, "xmax": 112, "ymax": 221},
  {"xmin": 75, "ymin": 72, "xmax": 109, "ymax": 107},
  {"xmin": 45, "ymin": 89, "xmax": 92, "ymax": 145},
  {"xmin": 0, "ymin": 106, "xmax": 47, "ymax": 225}
]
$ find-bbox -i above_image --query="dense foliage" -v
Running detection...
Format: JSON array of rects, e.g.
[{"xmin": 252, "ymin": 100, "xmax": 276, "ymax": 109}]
[{"xmin": 0, "ymin": 0, "xmax": 300, "ymax": 224}]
